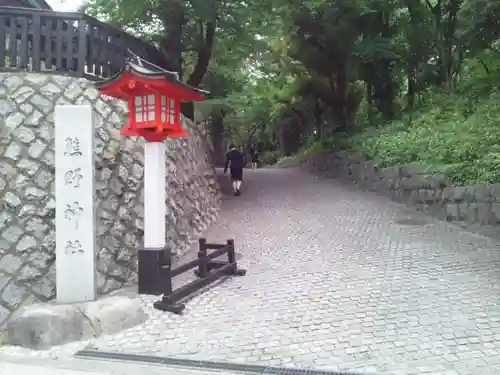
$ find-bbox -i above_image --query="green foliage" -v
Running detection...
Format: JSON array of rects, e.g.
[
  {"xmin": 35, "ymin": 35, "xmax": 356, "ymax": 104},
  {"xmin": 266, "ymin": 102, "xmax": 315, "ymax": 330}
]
[
  {"xmin": 260, "ymin": 151, "xmax": 282, "ymax": 166},
  {"xmin": 276, "ymin": 156, "xmax": 299, "ymax": 168},
  {"xmin": 84, "ymin": 0, "xmax": 500, "ymax": 180},
  {"xmin": 276, "ymin": 0, "xmax": 500, "ymax": 187},
  {"xmin": 310, "ymin": 67, "xmax": 500, "ymax": 185}
]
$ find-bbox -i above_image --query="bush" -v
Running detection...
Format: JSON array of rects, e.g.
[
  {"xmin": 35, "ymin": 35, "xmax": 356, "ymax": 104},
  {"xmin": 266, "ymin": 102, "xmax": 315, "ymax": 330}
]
[
  {"xmin": 259, "ymin": 150, "xmax": 281, "ymax": 165},
  {"xmin": 302, "ymin": 82, "xmax": 500, "ymax": 185},
  {"xmin": 276, "ymin": 156, "xmax": 299, "ymax": 168},
  {"xmin": 301, "ymin": 141, "xmax": 323, "ymax": 157},
  {"xmin": 301, "ymin": 131, "xmax": 353, "ymax": 157}
]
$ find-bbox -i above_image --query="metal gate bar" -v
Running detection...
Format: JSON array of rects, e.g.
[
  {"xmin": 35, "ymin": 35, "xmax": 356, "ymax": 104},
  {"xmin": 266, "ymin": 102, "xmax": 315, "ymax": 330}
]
[{"xmin": 75, "ymin": 349, "xmax": 376, "ymax": 375}]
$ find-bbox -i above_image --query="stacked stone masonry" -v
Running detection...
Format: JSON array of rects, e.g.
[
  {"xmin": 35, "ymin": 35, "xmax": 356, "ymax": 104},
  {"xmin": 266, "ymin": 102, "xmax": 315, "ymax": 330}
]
[
  {"xmin": 0, "ymin": 73, "xmax": 220, "ymax": 326},
  {"xmin": 301, "ymin": 150, "xmax": 500, "ymax": 228}
]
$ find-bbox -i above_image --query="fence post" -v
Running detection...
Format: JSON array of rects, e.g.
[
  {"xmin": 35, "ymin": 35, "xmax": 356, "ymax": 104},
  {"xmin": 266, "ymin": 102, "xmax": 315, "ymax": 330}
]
[
  {"xmin": 31, "ymin": 14, "xmax": 41, "ymax": 72},
  {"xmin": 196, "ymin": 238, "xmax": 208, "ymax": 278},
  {"xmin": 76, "ymin": 18, "xmax": 88, "ymax": 77},
  {"xmin": 227, "ymin": 238, "xmax": 246, "ymax": 276},
  {"xmin": 162, "ymin": 248, "xmax": 173, "ymax": 296},
  {"xmin": 227, "ymin": 239, "xmax": 235, "ymax": 264}
]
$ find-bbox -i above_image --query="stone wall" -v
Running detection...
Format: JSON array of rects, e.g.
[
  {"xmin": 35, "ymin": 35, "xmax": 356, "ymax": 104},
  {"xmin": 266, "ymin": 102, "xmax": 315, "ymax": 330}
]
[
  {"xmin": 301, "ymin": 150, "xmax": 500, "ymax": 227},
  {"xmin": 0, "ymin": 73, "xmax": 220, "ymax": 326}
]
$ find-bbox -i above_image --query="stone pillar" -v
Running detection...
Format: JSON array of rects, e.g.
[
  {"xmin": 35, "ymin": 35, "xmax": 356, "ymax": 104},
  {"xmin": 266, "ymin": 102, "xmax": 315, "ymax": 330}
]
[{"xmin": 54, "ymin": 105, "xmax": 97, "ymax": 303}]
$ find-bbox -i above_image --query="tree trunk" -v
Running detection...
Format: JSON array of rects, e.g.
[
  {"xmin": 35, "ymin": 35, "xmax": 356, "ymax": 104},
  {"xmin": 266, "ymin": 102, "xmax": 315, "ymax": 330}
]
[
  {"xmin": 314, "ymin": 101, "xmax": 322, "ymax": 140},
  {"xmin": 210, "ymin": 112, "xmax": 225, "ymax": 165},
  {"xmin": 335, "ymin": 66, "xmax": 348, "ymax": 128},
  {"xmin": 405, "ymin": 0, "xmax": 426, "ymax": 108},
  {"xmin": 182, "ymin": 20, "xmax": 217, "ymax": 121},
  {"xmin": 407, "ymin": 68, "xmax": 416, "ymax": 110},
  {"xmin": 158, "ymin": 1, "xmax": 216, "ymax": 120},
  {"xmin": 187, "ymin": 20, "xmax": 216, "ymax": 87},
  {"xmin": 159, "ymin": 0, "xmax": 185, "ymax": 76},
  {"xmin": 366, "ymin": 81, "xmax": 374, "ymax": 124},
  {"xmin": 181, "ymin": 103, "xmax": 195, "ymax": 120}
]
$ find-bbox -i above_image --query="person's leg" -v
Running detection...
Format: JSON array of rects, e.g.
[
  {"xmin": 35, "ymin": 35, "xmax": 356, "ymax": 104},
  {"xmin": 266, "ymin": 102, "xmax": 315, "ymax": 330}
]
[
  {"xmin": 230, "ymin": 168, "xmax": 238, "ymax": 193},
  {"xmin": 234, "ymin": 180, "xmax": 242, "ymax": 195},
  {"xmin": 234, "ymin": 168, "xmax": 243, "ymax": 195}
]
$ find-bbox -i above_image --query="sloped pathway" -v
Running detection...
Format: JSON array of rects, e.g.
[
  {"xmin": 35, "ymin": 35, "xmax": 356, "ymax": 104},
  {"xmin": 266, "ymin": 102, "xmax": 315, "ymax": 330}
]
[{"xmin": 3, "ymin": 168, "xmax": 500, "ymax": 375}]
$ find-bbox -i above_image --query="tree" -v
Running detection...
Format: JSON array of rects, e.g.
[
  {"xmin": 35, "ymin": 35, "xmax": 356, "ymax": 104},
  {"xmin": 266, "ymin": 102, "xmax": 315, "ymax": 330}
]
[
  {"xmin": 84, "ymin": 0, "xmax": 270, "ymax": 119},
  {"xmin": 85, "ymin": 0, "xmax": 500, "ymax": 159}
]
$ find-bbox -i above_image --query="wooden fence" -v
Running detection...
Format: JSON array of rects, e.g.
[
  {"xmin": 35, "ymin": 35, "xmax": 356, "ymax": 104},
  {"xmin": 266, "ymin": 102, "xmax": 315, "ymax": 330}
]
[
  {"xmin": 153, "ymin": 238, "xmax": 246, "ymax": 314},
  {"xmin": 0, "ymin": 6, "xmax": 163, "ymax": 80}
]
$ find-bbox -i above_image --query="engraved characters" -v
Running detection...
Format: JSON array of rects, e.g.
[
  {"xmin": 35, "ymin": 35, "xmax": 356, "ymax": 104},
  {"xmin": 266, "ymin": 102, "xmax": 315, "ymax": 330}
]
[
  {"xmin": 64, "ymin": 168, "xmax": 83, "ymax": 188},
  {"xmin": 64, "ymin": 201, "xmax": 83, "ymax": 229},
  {"xmin": 65, "ymin": 240, "xmax": 84, "ymax": 255},
  {"xmin": 64, "ymin": 136, "xmax": 83, "ymax": 156},
  {"xmin": 61, "ymin": 137, "xmax": 85, "ymax": 255}
]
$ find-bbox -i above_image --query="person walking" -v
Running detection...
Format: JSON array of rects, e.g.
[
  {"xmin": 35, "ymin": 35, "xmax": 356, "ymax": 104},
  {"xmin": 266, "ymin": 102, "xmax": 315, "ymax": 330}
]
[
  {"xmin": 249, "ymin": 144, "xmax": 259, "ymax": 170},
  {"xmin": 224, "ymin": 144, "xmax": 246, "ymax": 196}
]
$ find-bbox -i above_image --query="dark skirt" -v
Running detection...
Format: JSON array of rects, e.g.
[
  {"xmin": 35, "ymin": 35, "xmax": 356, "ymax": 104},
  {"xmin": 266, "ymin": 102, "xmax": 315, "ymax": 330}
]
[{"xmin": 230, "ymin": 167, "xmax": 243, "ymax": 181}]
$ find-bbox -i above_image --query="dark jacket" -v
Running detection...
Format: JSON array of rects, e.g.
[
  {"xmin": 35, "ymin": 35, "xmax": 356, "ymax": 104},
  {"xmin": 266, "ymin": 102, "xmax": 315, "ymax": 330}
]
[
  {"xmin": 224, "ymin": 149, "xmax": 246, "ymax": 171},
  {"xmin": 249, "ymin": 147, "xmax": 259, "ymax": 159}
]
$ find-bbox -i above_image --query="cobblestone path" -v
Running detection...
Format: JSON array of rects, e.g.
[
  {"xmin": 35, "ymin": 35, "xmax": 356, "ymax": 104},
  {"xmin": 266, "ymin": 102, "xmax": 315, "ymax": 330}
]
[{"xmin": 4, "ymin": 168, "xmax": 500, "ymax": 375}]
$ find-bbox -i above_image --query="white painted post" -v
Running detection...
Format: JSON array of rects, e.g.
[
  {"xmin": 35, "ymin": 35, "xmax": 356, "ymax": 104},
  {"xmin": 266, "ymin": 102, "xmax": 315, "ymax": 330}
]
[
  {"xmin": 137, "ymin": 141, "xmax": 166, "ymax": 295},
  {"xmin": 54, "ymin": 105, "xmax": 97, "ymax": 304},
  {"xmin": 144, "ymin": 141, "xmax": 166, "ymax": 249}
]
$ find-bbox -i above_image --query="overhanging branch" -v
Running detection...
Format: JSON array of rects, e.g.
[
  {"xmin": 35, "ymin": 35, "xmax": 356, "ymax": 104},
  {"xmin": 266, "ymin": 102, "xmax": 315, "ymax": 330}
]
[{"xmin": 187, "ymin": 20, "xmax": 216, "ymax": 87}]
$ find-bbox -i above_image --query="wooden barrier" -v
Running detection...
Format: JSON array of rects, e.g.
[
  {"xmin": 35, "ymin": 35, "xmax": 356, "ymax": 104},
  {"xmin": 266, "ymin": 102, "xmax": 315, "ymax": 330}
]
[{"xmin": 153, "ymin": 238, "xmax": 246, "ymax": 314}]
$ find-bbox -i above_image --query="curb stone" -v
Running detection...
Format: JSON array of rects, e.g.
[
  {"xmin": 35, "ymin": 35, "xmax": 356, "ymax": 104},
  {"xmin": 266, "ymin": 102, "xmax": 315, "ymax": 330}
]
[{"xmin": 6, "ymin": 296, "xmax": 147, "ymax": 350}]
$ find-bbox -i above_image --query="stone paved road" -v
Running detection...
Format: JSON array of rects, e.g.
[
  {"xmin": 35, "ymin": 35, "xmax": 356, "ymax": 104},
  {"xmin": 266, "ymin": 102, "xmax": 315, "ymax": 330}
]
[{"xmin": 4, "ymin": 168, "xmax": 500, "ymax": 375}]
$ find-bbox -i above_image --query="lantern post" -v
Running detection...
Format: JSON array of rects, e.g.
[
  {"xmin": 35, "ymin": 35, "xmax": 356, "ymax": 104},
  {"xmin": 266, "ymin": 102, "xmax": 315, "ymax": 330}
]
[{"xmin": 94, "ymin": 56, "xmax": 207, "ymax": 295}]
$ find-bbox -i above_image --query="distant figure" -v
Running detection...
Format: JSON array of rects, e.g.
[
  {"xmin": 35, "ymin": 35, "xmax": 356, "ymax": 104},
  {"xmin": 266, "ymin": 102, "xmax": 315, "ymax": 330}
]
[
  {"xmin": 224, "ymin": 144, "xmax": 246, "ymax": 196},
  {"xmin": 249, "ymin": 145, "xmax": 259, "ymax": 170}
]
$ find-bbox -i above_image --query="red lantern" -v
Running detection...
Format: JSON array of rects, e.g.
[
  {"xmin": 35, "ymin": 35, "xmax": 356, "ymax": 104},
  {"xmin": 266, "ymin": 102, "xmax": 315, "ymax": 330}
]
[{"xmin": 95, "ymin": 58, "xmax": 207, "ymax": 142}]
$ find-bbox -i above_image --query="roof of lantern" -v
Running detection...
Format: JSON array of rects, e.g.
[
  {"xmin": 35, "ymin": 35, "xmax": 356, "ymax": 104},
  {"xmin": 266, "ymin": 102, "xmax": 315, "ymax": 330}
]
[{"xmin": 94, "ymin": 50, "xmax": 208, "ymax": 102}]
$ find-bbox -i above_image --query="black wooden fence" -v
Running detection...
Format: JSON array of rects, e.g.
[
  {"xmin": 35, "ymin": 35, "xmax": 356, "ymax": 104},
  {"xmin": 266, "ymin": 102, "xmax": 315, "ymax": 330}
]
[
  {"xmin": 153, "ymin": 238, "xmax": 247, "ymax": 314},
  {"xmin": 0, "ymin": 6, "xmax": 163, "ymax": 79}
]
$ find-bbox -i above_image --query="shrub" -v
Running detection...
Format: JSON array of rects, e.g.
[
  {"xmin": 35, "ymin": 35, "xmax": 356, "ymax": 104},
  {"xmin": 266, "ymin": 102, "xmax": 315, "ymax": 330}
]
[
  {"xmin": 259, "ymin": 150, "xmax": 281, "ymax": 165},
  {"xmin": 303, "ymin": 83, "xmax": 500, "ymax": 185},
  {"xmin": 276, "ymin": 156, "xmax": 298, "ymax": 168}
]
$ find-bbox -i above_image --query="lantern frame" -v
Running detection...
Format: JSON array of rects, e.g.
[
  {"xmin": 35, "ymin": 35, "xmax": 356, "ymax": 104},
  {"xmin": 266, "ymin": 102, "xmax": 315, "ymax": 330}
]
[{"xmin": 94, "ymin": 56, "xmax": 207, "ymax": 142}]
